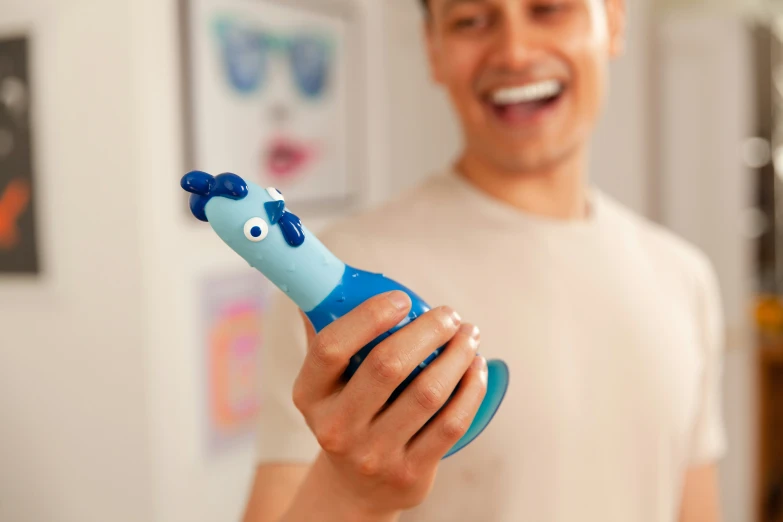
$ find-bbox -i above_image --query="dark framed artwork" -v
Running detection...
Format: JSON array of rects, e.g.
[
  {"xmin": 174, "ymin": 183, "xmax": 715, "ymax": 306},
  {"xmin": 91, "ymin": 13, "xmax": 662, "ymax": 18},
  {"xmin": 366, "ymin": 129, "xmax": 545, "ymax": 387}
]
[{"xmin": 0, "ymin": 34, "xmax": 39, "ymax": 275}]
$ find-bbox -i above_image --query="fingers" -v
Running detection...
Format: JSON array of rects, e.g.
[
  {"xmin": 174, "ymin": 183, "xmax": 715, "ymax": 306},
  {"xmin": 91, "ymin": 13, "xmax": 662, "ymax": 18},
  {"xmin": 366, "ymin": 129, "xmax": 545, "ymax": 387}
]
[
  {"xmin": 337, "ymin": 306, "xmax": 463, "ymax": 425},
  {"xmin": 372, "ymin": 323, "xmax": 481, "ymax": 447},
  {"xmin": 293, "ymin": 291, "xmax": 411, "ymax": 410},
  {"xmin": 405, "ymin": 354, "xmax": 488, "ymax": 467}
]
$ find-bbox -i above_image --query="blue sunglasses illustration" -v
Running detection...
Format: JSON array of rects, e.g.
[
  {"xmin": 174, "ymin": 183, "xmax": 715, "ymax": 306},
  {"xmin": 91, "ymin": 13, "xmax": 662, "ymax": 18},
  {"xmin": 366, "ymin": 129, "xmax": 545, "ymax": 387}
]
[{"xmin": 212, "ymin": 16, "xmax": 332, "ymax": 100}]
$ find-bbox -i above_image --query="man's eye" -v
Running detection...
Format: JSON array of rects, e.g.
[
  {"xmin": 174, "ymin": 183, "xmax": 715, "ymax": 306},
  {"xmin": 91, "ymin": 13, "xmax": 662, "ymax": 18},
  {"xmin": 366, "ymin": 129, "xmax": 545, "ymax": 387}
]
[
  {"xmin": 452, "ymin": 15, "xmax": 489, "ymax": 31},
  {"xmin": 531, "ymin": 3, "xmax": 569, "ymax": 17}
]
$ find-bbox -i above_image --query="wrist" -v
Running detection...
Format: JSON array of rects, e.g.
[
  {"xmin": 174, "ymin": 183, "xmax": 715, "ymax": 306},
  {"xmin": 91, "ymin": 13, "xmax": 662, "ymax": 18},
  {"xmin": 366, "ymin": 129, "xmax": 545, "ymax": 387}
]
[{"xmin": 282, "ymin": 452, "xmax": 400, "ymax": 522}]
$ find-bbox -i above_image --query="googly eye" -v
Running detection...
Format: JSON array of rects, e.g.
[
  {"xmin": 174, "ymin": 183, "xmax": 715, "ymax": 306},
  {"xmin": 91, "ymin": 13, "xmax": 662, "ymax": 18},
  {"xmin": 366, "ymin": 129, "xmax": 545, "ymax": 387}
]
[
  {"xmin": 266, "ymin": 187, "xmax": 284, "ymax": 202},
  {"xmin": 243, "ymin": 217, "xmax": 269, "ymax": 242}
]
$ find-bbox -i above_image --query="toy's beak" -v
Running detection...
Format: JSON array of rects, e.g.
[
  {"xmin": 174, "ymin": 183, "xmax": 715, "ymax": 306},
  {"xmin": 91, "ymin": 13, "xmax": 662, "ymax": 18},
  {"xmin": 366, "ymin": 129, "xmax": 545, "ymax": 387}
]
[{"xmin": 265, "ymin": 200, "xmax": 286, "ymax": 224}]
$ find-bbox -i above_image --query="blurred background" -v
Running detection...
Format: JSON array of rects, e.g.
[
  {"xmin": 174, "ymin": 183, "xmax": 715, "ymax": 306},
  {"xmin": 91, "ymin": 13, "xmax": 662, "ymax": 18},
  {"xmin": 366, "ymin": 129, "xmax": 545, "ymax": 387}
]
[{"xmin": 0, "ymin": 0, "xmax": 781, "ymax": 521}]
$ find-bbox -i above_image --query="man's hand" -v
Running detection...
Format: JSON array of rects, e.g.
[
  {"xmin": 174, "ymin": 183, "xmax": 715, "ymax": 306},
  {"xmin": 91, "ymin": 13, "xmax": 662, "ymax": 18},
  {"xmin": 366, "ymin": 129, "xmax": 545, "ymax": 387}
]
[
  {"xmin": 277, "ymin": 290, "xmax": 487, "ymax": 522},
  {"xmin": 679, "ymin": 464, "xmax": 723, "ymax": 522}
]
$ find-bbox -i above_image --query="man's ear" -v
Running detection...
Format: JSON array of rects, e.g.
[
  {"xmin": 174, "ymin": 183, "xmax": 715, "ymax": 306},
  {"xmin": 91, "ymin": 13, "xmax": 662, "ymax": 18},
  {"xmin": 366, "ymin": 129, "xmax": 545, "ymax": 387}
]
[
  {"xmin": 606, "ymin": 0, "xmax": 626, "ymax": 58},
  {"xmin": 424, "ymin": 19, "xmax": 445, "ymax": 85}
]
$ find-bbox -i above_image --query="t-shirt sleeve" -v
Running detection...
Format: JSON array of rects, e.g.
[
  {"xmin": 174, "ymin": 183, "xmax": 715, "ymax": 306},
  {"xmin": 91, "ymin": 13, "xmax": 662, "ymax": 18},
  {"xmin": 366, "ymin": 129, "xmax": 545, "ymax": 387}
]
[
  {"xmin": 687, "ymin": 256, "xmax": 728, "ymax": 465},
  {"xmin": 255, "ymin": 288, "xmax": 321, "ymax": 465}
]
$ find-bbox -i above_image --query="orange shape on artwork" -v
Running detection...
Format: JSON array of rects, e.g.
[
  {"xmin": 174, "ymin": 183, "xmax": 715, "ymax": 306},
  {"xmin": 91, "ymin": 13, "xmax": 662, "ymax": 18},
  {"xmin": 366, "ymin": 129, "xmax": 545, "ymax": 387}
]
[{"xmin": 0, "ymin": 178, "xmax": 30, "ymax": 250}]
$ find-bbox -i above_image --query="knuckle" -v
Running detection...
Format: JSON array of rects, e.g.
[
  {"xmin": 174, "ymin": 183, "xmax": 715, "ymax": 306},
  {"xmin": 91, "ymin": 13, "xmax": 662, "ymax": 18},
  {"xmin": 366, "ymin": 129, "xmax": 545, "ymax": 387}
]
[
  {"xmin": 390, "ymin": 462, "xmax": 418, "ymax": 489},
  {"xmin": 315, "ymin": 420, "xmax": 348, "ymax": 455},
  {"xmin": 414, "ymin": 379, "xmax": 447, "ymax": 410},
  {"xmin": 355, "ymin": 451, "xmax": 383, "ymax": 478},
  {"xmin": 368, "ymin": 351, "xmax": 405, "ymax": 383},
  {"xmin": 291, "ymin": 382, "xmax": 308, "ymax": 413},
  {"xmin": 310, "ymin": 331, "xmax": 341, "ymax": 368},
  {"xmin": 441, "ymin": 412, "xmax": 471, "ymax": 441}
]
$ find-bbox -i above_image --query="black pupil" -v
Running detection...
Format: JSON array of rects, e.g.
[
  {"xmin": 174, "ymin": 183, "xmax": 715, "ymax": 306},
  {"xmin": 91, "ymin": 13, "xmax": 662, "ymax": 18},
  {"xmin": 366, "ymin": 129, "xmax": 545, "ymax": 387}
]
[{"xmin": 251, "ymin": 226, "xmax": 262, "ymax": 237}]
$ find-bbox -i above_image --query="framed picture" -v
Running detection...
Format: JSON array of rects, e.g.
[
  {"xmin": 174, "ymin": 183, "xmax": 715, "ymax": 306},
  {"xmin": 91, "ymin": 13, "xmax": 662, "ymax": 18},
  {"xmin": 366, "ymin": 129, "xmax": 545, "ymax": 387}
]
[
  {"xmin": 200, "ymin": 270, "xmax": 271, "ymax": 453},
  {"xmin": 180, "ymin": 0, "xmax": 364, "ymax": 215},
  {"xmin": 0, "ymin": 34, "xmax": 40, "ymax": 275}
]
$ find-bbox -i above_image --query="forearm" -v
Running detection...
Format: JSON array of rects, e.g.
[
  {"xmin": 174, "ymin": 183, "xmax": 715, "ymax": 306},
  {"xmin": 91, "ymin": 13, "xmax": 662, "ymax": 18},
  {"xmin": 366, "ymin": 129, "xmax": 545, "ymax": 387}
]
[
  {"xmin": 280, "ymin": 452, "xmax": 401, "ymax": 522},
  {"xmin": 679, "ymin": 464, "xmax": 722, "ymax": 522}
]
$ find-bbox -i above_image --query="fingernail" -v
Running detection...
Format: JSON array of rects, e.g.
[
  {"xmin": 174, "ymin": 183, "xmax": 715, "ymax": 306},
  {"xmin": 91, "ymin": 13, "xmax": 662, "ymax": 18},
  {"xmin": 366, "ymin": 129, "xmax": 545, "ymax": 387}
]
[
  {"xmin": 446, "ymin": 307, "xmax": 462, "ymax": 327},
  {"xmin": 459, "ymin": 324, "xmax": 480, "ymax": 351},
  {"xmin": 469, "ymin": 325, "xmax": 480, "ymax": 342},
  {"xmin": 388, "ymin": 291, "xmax": 410, "ymax": 310},
  {"xmin": 477, "ymin": 356, "xmax": 488, "ymax": 384}
]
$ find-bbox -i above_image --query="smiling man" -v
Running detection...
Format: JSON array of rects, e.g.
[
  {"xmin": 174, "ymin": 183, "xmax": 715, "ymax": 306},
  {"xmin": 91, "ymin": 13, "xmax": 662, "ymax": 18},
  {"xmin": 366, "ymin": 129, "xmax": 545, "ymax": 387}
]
[{"xmin": 241, "ymin": 1, "xmax": 727, "ymax": 521}]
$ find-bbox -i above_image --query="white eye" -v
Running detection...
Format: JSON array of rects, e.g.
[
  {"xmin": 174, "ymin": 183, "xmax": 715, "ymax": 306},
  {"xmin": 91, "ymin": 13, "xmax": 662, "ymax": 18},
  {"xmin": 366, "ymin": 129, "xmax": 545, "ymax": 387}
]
[
  {"xmin": 243, "ymin": 217, "xmax": 269, "ymax": 242},
  {"xmin": 266, "ymin": 187, "xmax": 284, "ymax": 202}
]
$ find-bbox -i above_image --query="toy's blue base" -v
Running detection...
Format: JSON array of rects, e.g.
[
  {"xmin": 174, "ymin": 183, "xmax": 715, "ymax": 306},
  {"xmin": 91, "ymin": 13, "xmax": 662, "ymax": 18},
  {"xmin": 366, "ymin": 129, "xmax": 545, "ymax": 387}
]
[
  {"xmin": 443, "ymin": 359, "xmax": 509, "ymax": 459},
  {"xmin": 305, "ymin": 265, "xmax": 509, "ymax": 459}
]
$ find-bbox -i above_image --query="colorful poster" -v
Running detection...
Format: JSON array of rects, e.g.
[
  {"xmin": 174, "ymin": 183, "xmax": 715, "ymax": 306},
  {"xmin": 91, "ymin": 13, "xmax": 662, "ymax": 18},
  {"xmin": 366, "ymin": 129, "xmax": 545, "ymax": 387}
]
[
  {"xmin": 0, "ymin": 35, "xmax": 39, "ymax": 274},
  {"xmin": 184, "ymin": 0, "xmax": 359, "ymax": 212},
  {"xmin": 202, "ymin": 271, "xmax": 270, "ymax": 452}
]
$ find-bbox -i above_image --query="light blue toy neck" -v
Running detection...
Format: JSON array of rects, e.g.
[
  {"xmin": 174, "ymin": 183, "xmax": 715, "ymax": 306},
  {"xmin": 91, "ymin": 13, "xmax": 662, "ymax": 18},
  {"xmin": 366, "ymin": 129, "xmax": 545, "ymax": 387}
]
[{"xmin": 245, "ymin": 225, "xmax": 346, "ymax": 312}]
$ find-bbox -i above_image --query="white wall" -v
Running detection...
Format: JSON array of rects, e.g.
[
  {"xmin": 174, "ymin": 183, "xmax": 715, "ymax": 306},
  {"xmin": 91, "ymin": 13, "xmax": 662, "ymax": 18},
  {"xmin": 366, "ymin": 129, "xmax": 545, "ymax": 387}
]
[
  {"xmin": 657, "ymin": 0, "xmax": 769, "ymax": 16},
  {"xmin": 0, "ymin": 1, "xmax": 154, "ymax": 521},
  {"xmin": 383, "ymin": 0, "xmax": 462, "ymax": 196},
  {"xmin": 590, "ymin": 0, "xmax": 653, "ymax": 214}
]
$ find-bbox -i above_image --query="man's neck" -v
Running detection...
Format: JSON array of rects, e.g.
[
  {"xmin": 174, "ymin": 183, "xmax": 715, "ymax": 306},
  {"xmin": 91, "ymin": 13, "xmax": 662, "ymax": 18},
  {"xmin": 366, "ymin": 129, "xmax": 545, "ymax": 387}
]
[{"xmin": 454, "ymin": 147, "xmax": 590, "ymax": 221}]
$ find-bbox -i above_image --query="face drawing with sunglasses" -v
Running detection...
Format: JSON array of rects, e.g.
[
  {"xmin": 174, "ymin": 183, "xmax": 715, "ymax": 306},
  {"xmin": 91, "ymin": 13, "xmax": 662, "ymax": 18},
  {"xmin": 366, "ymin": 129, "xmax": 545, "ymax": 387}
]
[{"xmin": 213, "ymin": 16, "xmax": 332, "ymax": 183}]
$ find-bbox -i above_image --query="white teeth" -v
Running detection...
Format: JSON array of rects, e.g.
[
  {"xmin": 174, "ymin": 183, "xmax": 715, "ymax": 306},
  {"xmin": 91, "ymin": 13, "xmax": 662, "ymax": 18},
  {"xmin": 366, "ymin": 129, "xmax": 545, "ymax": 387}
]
[{"xmin": 491, "ymin": 80, "xmax": 563, "ymax": 105}]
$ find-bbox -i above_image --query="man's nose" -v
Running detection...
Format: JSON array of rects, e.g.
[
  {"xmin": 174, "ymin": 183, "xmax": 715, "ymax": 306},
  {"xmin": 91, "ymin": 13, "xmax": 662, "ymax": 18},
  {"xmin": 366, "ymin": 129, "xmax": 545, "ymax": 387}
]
[{"xmin": 489, "ymin": 15, "xmax": 539, "ymax": 71}]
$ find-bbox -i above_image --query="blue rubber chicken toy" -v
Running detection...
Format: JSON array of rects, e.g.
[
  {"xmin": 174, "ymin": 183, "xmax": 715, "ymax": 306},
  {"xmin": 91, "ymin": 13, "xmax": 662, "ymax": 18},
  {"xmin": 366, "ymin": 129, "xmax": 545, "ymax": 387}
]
[{"xmin": 181, "ymin": 171, "xmax": 509, "ymax": 458}]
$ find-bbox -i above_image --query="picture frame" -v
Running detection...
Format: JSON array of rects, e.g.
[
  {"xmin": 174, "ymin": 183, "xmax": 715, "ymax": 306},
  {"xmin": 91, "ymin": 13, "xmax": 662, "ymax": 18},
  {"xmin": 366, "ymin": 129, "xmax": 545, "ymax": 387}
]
[
  {"xmin": 0, "ymin": 33, "xmax": 40, "ymax": 275},
  {"xmin": 178, "ymin": 0, "xmax": 366, "ymax": 217},
  {"xmin": 199, "ymin": 269, "xmax": 271, "ymax": 453}
]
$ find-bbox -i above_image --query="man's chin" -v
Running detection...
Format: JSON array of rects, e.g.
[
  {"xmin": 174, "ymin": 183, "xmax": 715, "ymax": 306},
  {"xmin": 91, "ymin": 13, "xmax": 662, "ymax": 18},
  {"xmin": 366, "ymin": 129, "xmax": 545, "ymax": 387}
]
[{"xmin": 489, "ymin": 149, "xmax": 575, "ymax": 176}]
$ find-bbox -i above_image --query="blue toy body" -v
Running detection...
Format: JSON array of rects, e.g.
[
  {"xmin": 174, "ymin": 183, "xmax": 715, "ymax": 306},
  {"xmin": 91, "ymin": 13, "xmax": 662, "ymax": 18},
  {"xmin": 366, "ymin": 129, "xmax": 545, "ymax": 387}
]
[{"xmin": 181, "ymin": 171, "xmax": 508, "ymax": 459}]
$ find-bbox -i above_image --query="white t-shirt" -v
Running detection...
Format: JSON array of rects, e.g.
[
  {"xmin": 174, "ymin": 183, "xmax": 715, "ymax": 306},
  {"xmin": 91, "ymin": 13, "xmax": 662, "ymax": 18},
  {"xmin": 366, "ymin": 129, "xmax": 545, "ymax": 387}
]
[{"xmin": 256, "ymin": 169, "xmax": 727, "ymax": 522}]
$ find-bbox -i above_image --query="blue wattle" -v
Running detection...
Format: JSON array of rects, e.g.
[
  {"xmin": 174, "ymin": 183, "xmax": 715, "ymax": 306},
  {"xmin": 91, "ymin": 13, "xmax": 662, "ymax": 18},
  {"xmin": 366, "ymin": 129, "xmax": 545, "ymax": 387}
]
[{"xmin": 278, "ymin": 212, "xmax": 305, "ymax": 247}]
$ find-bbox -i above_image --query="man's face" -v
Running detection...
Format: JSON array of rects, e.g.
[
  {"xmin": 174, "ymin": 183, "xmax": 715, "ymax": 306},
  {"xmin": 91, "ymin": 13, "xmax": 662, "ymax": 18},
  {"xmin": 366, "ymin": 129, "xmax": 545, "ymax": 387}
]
[{"xmin": 425, "ymin": 0, "xmax": 625, "ymax": 174}]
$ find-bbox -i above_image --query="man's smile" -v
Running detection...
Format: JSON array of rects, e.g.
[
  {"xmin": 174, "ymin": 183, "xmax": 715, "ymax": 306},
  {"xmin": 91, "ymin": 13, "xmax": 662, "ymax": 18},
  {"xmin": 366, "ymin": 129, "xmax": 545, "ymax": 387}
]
[{"xmin": 481, "ymin": 79, "xmax": 568, "ymax": 126}]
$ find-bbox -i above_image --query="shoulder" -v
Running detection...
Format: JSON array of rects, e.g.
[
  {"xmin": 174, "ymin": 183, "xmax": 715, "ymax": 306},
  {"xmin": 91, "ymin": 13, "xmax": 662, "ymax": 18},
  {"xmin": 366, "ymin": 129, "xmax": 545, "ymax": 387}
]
[{"xmin": 597, "ymin": 190, "xmax": 719, "ymax": 301}]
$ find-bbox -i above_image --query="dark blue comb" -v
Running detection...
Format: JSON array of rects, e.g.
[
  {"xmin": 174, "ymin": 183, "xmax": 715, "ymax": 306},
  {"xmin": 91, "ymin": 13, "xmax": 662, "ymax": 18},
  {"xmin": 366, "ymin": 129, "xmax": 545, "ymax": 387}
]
[{"xmin": 181, "ymin": 171, "xmax": 248, "ymax": 222}]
